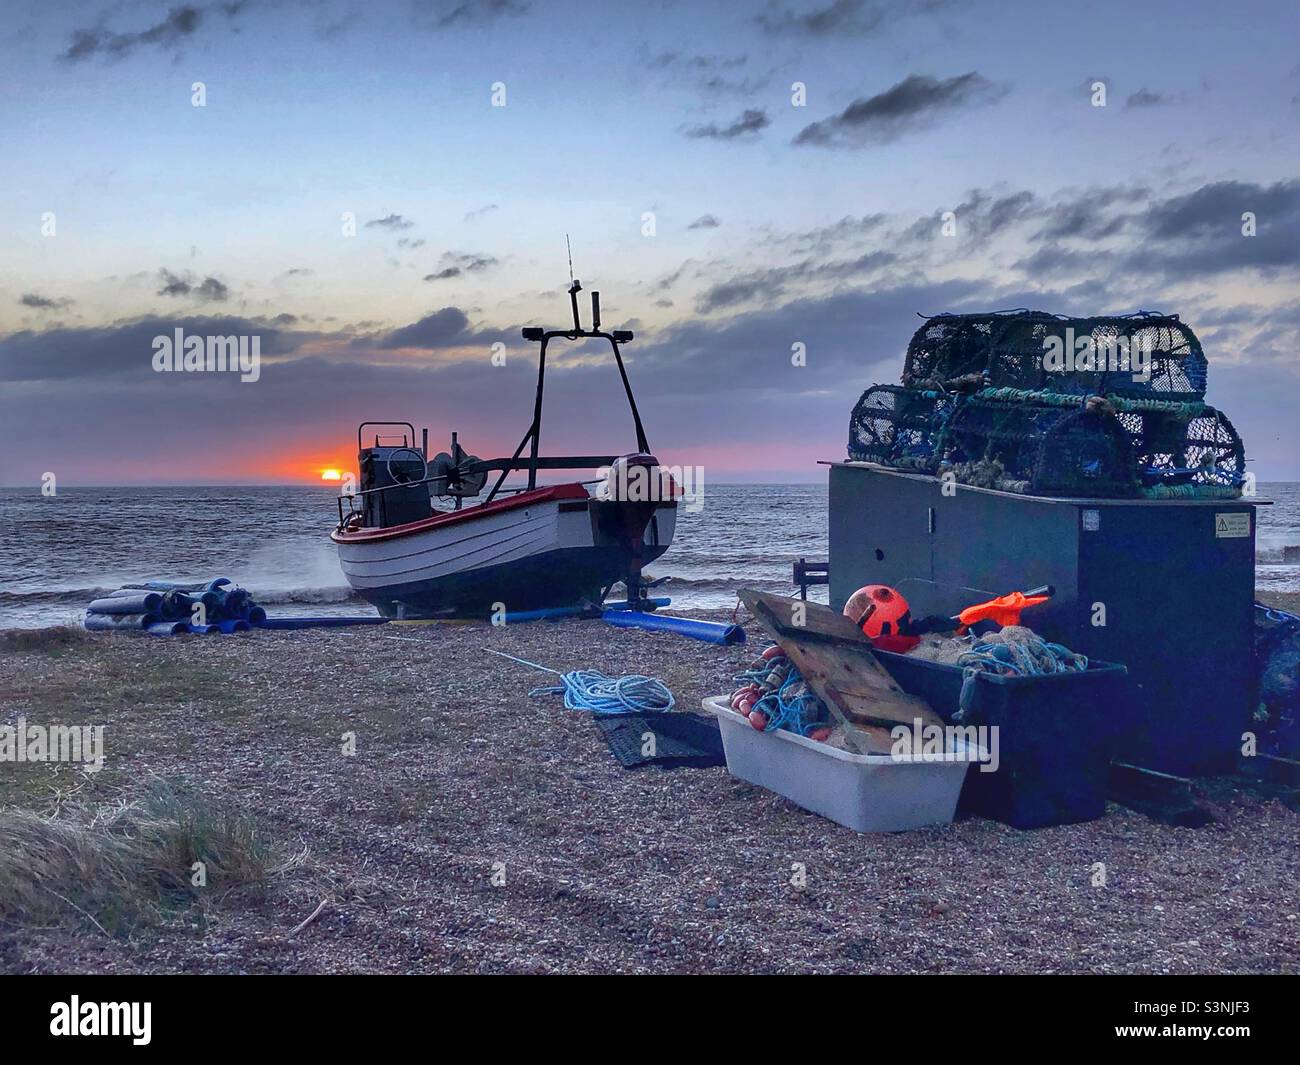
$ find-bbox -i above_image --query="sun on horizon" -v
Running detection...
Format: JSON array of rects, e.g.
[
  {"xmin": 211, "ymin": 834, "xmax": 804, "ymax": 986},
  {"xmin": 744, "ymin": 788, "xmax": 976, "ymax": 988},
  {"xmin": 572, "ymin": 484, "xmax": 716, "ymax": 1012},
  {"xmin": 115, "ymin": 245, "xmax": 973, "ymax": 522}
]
[{"xmin": 320, "ymin": 468, "xmax": 343, "ymax": 482}]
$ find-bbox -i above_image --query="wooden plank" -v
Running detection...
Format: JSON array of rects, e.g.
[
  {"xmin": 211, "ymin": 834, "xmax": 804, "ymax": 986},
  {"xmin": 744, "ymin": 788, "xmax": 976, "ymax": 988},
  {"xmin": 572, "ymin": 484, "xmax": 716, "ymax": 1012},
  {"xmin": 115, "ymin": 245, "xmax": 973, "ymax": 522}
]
[
  {"xmin": 740, "ymin": 589, "xmax": 943, "ymax": 731},
  {"xmin": 1107, "ymin": 762, "xmax": 1214, "ymax": 827},
  {"xmin": 740, "ymin": 588, "xmax": 870, "ymax": 644}
]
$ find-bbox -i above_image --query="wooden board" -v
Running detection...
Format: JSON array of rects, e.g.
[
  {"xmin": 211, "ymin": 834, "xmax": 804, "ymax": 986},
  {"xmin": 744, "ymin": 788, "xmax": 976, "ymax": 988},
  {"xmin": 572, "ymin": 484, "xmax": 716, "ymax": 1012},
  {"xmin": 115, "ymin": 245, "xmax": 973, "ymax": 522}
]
[{"xmin": 739, "ymin": 589, "xmax": 943, "ymax": 732}]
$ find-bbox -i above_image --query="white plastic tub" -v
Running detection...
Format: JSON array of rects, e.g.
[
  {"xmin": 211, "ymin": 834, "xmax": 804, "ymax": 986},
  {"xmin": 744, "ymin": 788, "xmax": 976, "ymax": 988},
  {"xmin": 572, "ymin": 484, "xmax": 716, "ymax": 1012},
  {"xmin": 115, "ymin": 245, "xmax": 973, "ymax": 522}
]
[{"xmin": 703, "ymin": 695, "xmax": 977, "ymax": 833}]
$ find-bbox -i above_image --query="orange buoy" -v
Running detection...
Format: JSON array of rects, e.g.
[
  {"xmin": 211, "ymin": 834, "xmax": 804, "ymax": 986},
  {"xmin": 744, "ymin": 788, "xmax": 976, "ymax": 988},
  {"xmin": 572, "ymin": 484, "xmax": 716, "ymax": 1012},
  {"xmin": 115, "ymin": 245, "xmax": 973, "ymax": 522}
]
[{"xmin": 843, "ymin": 584, "xmax": 911, "ymax": 639}]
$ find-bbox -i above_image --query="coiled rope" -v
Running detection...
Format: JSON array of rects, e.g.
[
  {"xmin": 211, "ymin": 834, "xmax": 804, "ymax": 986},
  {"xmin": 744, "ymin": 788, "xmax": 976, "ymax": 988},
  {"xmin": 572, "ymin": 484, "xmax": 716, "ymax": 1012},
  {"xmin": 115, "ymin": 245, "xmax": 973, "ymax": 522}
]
[{"xmin": 485, "ymin": 649, "xmax": 673, "ymax": 715}]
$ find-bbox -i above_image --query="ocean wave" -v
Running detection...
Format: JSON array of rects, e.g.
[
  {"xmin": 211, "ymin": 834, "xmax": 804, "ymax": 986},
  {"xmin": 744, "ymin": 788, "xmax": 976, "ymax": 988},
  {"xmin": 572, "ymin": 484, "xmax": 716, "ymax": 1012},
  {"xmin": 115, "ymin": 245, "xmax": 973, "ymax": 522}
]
[{"xmin": 0, "ymin": 585, "xmax": 359, "ymax": 607}]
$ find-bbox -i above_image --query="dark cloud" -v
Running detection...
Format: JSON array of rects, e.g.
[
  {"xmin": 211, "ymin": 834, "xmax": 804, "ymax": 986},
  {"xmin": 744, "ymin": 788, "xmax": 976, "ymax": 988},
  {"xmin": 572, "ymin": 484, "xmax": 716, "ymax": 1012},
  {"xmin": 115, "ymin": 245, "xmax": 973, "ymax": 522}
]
[
  {"xmin": 688, "ymin": 215, "xmax": 721, "ymax": 230},
  {"xmin": 156, "ymin": 269, "xmax": 228, "ymax": 301},
  {"xmin": 683, "ymin": 108, "xmax": 770, "ymax": 141},
  {"xmin": 397, "ymin": 237, "xmax": 426, "ymax": 249},
  {"xmin": 696, "ymin": 250, "xmax": 896, "ymax": 312},
  {"xmin": 0, "ymin": 315, "xmax": 302, "ymax": 382},
  {"xmin": 19, "ymin": 293, "xmax": 73, "ymax": 310},
  {"xmin": 365, "ymin": 213, "xmax": 415, "ymax": 231},
  {"xmin": 1124, "ymin": 88, "xmax": 1171, "ymax": 109},
  {"xmin": 899, "ymin": 188, "xmax": 1038, "ymax": 244},
  {"xmin": 422, "ymin": 251, "xmax": 499, "ymax": 281},
  {"xmin": 757, "ymin": 0, "xmax": 957, "ymax": 37},
  {"xmin": 1033, "ymin": 186, "xmax": 1142, "ymax": 240},
  {"xmin": 649, "ymin": 51, "xmax": 769, "ymax": 96},
  {"xmin": 464, "ymin": 204, "xmax": 499, "ymax": 221},
  {"xmin": 432, "ymin": 0, "xmax": 529, "ymax": 27},
  {"xmin": 1128, "ymin": 179, "xmax": 1300, "ymax": 277},
  {"xmin": 378, "ymin": 307, "xmax": 473, "ymax": 348},
  {"xmin": 793, "ymin": 72, "xmax": 1007, "ymax": 147},
  {"xmin": 60, "ymin": 3, "xmax": 244, "ymax": 62}
]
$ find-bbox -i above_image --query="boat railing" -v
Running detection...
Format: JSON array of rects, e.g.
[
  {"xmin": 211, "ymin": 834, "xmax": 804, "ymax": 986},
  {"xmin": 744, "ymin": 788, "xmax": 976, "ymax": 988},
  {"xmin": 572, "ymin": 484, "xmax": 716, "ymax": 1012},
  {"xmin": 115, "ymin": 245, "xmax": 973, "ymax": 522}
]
[{"xmin": 334, "ymin": 454, "xmax": 626, "ymax": 532}]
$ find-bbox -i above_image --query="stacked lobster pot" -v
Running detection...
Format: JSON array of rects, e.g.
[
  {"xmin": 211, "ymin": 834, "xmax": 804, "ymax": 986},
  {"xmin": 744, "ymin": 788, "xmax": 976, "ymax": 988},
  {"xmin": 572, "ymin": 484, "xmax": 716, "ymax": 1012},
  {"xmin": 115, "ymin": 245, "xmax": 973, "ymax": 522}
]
[{"xmin": 847, "ymin": 310, "xmax": 1246, "ymax": 498}]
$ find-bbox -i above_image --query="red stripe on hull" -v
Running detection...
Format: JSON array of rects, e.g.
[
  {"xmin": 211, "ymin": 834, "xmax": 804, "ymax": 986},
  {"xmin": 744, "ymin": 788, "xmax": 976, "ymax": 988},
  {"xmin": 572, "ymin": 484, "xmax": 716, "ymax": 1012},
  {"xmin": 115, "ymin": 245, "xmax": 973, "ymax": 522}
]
[{"xmin": 331, "ymin": 482, "xmax": 589, "ymax": 544}]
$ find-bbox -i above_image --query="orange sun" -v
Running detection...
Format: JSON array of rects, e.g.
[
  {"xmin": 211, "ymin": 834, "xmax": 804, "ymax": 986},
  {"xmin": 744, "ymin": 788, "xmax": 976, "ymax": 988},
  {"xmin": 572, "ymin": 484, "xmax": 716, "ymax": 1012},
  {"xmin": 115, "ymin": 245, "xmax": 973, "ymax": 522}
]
[{"xmin": 320, "ymin": 468, "xmax": 343, "ymax": 482}]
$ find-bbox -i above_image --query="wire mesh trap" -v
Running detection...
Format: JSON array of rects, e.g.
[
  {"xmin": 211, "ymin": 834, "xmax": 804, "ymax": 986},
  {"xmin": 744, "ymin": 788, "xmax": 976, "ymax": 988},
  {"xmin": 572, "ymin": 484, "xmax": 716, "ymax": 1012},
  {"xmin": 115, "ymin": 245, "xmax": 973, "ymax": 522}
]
[
  {"xmin": 939, "ymin": 395, "xmax": 1140, "ymax": 497},
  {"xmin": 1115, "ymin": 404, "xmax": 1245, "ymax": 495},
  {"xmin": 847, "ymin": 385, "xmax": 955, "ymax": 470},
  {"xmin": 902, "ymin": 311, "xmax": 1208, "ymax": 402}
]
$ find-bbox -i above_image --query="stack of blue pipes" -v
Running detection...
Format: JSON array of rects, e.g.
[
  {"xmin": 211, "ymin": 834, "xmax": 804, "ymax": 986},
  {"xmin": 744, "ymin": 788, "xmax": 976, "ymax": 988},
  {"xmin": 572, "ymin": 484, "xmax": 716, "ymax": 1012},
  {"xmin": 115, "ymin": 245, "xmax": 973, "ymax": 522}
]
[{"xmin": 83, "ymin": 578, "xmax": 265, "ymax": 636}]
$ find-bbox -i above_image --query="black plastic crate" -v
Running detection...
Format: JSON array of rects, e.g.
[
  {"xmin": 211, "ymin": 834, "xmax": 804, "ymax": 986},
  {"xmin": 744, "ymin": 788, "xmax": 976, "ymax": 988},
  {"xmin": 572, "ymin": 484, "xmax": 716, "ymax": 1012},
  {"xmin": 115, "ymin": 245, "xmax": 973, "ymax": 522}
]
[{"xmin": 875, "ymin": 650, "xmax": 1129, "ymax": 828}]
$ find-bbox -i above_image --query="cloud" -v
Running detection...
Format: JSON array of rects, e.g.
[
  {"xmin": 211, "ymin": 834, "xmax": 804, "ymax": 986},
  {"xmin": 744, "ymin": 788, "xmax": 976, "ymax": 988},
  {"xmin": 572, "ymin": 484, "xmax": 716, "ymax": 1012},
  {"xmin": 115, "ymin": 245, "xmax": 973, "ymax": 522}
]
[
  {"xmin": 60, "ymin": 3, "xmax": 244, "ymax": 63},
  {"xmin": 696, "ymin": 249, "xmax": 896, "ymax": 311},
  {"xmin": 683, "ymin": 108, "xmax": 770, "ymax": 141},
  {"xmin": 377, "ymin": 307, "xmax": 473, "ymax": 349},
  {"xmin": 464, "ymin": 204, "xmax": 499, "ymax": 221},
  {"xmin": 688, "ymin": 215, "xmax": 722, "ymax": 230},
  {"xmin": 422, "ymin": 251, "xmax": 499, "ymax": 281},
  {"xmin": 0, "ymin": 314, "xmax": 304, "ymax": 382},
  {"xmin": 19, "ymin": 293, "xmax": 73, "ymax": 310},
  {"xmin": 397, "ymin": 237, "xmax": 426, "ymax": 249},
  {"xmin": 1129, "ymin": 179, "xmax": 1300, "ymax": 277},
  {"xmin": 1033, "ymin": 186, "xmax": 1143, "ymax": 240},
  {"xmin": 793, "ymin": 72, "xmax": 1007, "ymax": 147},
  {"xmin": 1124, "ymin": 88, "xmax": 1172, "ymax": 109},
  {"xmin": 648, "ymin": 51, "xmax": 770, "ymax": 96},
  {"xmin": 365, "ymin": 213, "xmax": 415, "ymax": 231},
  {"xmin": 431, "ymin": 0, "xmax": 529, "ymax": 27},
  {"xmin": 155, "ymin": 269, "xmax": 229, "ymax": 302},
  {"xmin": 757, "ymin": 0, "xmax": 955, "ymax": 37}
]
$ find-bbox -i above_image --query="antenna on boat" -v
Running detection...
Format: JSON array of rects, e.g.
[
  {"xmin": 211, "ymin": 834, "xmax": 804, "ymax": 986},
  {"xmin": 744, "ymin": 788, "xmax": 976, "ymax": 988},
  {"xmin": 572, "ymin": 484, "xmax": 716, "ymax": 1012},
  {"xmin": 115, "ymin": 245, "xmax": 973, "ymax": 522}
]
[{"xmin": 565, "ymin": 234, "xmax": 584, "ymax": 333}]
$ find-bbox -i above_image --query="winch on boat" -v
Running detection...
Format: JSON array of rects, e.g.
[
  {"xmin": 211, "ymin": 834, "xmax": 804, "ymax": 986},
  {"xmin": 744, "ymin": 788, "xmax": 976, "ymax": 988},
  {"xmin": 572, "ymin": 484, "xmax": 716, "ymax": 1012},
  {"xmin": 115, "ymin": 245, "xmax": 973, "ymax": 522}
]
[{"xmin": 330, "ymin": 281, "xmax": 678, "ymax": 619}]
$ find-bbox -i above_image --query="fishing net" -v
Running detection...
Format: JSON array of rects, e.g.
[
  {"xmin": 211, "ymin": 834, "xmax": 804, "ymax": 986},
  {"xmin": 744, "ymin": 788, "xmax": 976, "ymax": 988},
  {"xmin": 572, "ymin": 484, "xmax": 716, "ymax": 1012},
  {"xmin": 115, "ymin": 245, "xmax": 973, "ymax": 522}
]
[
  {"xmin": 903, "ymin": 311, "xmax": 1208, "ymax": 401},
  {"xmin": 847, "ymin": 385, "xmax": 954, "ymax": 470},
  {"xmin": 940, "ymin": 395, "xmax": 1139, "ymax": 497}
]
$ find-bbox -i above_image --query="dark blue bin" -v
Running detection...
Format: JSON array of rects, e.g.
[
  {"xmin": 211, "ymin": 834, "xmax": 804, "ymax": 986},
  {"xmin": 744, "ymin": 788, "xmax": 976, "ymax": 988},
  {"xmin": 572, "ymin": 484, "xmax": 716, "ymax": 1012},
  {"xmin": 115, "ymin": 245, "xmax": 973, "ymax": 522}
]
[{"xmin": 875, "ymin": 650, "xmax": 1129, "ymax": 828}]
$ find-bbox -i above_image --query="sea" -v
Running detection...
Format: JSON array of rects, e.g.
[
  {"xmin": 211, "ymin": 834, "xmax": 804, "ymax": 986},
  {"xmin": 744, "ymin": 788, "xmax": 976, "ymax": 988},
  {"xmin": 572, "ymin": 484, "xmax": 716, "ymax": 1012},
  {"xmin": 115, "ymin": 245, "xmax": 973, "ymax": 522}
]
[{"xmin": 2, "ymin": 483, "xmax": 1298, "ymax": 629}]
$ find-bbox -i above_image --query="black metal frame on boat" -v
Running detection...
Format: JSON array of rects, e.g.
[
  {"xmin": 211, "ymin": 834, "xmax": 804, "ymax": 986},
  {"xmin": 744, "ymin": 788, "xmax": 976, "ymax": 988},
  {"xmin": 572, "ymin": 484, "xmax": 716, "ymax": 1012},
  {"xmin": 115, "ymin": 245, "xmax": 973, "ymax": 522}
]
[{"xmin": 336, "ymin": 279, "xmax": 651, "ymax": 532}]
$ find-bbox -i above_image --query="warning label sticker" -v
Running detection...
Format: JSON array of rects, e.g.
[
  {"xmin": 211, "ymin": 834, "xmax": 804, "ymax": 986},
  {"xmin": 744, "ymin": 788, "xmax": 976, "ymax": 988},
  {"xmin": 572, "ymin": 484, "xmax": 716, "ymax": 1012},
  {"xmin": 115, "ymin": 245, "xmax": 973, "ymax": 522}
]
[{"xmin": 1215, "ymin": 512, "xmax": 1250, "ymax": 538}]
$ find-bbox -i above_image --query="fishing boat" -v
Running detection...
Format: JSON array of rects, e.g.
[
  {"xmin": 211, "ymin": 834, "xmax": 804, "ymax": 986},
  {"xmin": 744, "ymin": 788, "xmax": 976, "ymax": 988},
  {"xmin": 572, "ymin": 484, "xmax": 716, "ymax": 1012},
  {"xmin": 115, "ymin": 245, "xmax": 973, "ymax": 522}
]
[{"xmin": 331, "ymin": 281, "xmax": 678, "ymax": 618}]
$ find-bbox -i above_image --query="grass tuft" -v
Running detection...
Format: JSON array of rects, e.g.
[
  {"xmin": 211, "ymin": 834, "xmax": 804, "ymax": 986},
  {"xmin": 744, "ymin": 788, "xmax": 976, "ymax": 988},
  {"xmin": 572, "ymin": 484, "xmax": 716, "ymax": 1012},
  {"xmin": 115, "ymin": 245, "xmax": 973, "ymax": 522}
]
[
  {"xmin": 0, "ymin": 626, "xmax": 95, "ymax": 654},
  {"xmin": 0, "ymin": 778, "xmax": 301, "ymax": 936}
]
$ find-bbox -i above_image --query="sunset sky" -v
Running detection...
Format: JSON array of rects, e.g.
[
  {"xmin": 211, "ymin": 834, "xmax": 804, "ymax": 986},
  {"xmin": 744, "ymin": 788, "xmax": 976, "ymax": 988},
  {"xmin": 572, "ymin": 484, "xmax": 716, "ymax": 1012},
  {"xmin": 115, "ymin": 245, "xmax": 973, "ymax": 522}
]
[{"xmin": 2, "ymin": 0, "xmax": 1298, "ymax": 484}]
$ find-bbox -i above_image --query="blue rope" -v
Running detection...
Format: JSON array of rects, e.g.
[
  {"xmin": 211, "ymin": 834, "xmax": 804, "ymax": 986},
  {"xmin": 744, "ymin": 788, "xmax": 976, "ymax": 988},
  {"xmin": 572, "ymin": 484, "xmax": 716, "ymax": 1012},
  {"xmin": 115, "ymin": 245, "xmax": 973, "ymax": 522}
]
[
  {"xmin": 485, "ymin": 647, "xmax": 674, "ymax": 715},
  {"xmin": 750, "ymin": 668, "xmax": 826, "ymax": 737},
  {"xmin": 1256, "ymin": 602, "xmax": 1300, "ymax": 628},
  {"xmin": 530, "ymin": 670, "xmax": 674, "ymax": 715}
]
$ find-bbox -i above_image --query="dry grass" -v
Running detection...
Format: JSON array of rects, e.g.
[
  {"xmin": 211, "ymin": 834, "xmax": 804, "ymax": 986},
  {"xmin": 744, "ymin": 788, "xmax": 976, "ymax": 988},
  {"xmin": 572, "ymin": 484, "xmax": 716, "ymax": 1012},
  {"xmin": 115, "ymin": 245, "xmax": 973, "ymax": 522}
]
[
  {"xmin": 0, "ymin": 626, "xmax": 95, "ymax": 654},
  {"xmin": 0, "ymin": 778, "xmax": 304, "ymax": 937}
]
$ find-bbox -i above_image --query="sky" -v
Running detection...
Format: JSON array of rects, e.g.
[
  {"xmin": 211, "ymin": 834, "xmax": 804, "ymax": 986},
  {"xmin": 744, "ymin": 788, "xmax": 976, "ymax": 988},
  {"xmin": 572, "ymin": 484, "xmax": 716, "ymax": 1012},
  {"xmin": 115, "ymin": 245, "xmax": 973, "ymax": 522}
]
[{"xmin": 1, "ymin": 0, "xmax": 1297, "ymax": 485}]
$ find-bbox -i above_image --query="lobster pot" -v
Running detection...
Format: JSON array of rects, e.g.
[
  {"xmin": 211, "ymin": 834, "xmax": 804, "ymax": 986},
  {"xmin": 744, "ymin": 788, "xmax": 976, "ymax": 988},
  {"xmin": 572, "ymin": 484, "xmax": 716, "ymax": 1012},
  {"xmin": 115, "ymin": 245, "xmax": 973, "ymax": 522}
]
[
  {"xmin": 986, "ymin": 314, "xmax": 1208, "ymax": 401},
  {"xmin": 847, "ymin": 385, "xmax": 953, "ymax": 470},
  {"xmin": 902, "ymin": 312, "xmax": 1059, "ymax": 387},
  {"xmin": 941, "ymin": 396, "xmax": 1138, "ymax": 497},
  {"xmin": 1116, "ymin": 404, "xmax": 1244, "ymax": 494}
]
